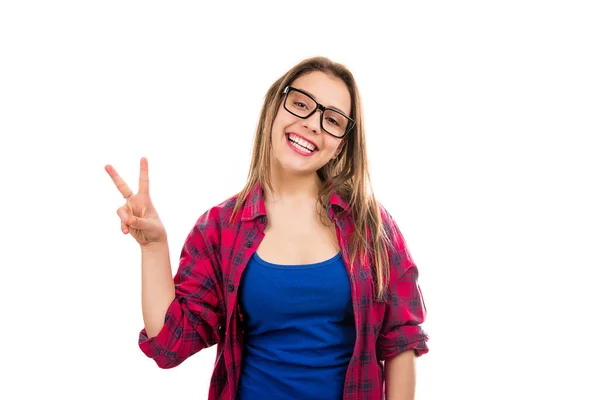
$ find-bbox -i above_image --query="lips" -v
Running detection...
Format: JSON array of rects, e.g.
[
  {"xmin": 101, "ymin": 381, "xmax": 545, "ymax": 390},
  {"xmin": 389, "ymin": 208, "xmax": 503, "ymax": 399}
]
[{"xmin": 286, "ymin": 132, "xmax": 319, "ymax": 152}]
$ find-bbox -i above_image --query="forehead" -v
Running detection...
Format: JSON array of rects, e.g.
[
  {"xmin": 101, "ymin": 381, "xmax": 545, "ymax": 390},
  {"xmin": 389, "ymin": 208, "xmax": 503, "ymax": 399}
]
[{"xmin": 289, "ymin": 71, "xmax": 352, "ymax": 116}]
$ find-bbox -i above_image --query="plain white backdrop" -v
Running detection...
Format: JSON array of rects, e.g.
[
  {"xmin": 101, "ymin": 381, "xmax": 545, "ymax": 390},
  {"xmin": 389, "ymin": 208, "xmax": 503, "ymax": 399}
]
[{"xmin": 1, "ymin": 1, "xmax": 599, "ymax": 399}]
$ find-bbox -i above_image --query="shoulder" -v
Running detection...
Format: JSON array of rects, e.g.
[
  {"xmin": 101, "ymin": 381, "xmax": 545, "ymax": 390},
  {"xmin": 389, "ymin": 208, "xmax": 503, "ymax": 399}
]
[
  {"xmin": 196, "ymin": 192, "xmax": 240, "ymax": 229},
  {"xmin": 187, "ymin": 192, "xmax": 243, "ymax": 244},
  {"xmin": 377, "ymin": 202, "xmax": 401, "ymax": 239},
  {"xmin": 377, "ymin": 201, "xmax": 415, "ymax": 274}
]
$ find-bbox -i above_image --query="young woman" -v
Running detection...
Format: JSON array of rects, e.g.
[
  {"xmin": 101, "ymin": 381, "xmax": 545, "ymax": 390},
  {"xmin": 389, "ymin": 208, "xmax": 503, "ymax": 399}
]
[{"xmin": 105, "ymin": 56, "xmax": 429, "ymax": 400}]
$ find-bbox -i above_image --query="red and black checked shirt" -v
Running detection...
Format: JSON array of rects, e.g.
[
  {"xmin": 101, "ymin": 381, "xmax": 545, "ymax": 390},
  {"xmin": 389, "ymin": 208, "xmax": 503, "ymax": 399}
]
[{"xmin": 138, "ymin": 182, "xmax": 429, "ymax": 400}]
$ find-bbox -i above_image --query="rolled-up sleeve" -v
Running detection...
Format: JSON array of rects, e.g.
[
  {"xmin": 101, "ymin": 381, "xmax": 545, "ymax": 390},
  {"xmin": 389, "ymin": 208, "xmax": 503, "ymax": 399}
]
[
  {"xmin": 138, "ymin": 218, "xmax": 224, "ymax": 369},
  {"xmin": 376, "ymin": 206, "xmax": 429, "ymax": 361}
]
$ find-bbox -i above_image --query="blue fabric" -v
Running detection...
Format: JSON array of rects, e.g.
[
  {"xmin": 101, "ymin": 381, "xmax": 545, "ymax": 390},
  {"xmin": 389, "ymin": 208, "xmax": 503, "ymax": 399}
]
[{"xmin": 236, "ymin": 251, "xmax": 356, "ymax": 400}]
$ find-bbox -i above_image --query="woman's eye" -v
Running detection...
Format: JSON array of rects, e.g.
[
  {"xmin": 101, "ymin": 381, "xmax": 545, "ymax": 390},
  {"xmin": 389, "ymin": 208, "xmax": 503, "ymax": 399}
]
[
  {"xmin": 326, "ymin": 117, "xmax": 340, "ymax": 126},
  {"xmin": 294, "ymin": 101, "xmax": 308, "ymax": 109}
]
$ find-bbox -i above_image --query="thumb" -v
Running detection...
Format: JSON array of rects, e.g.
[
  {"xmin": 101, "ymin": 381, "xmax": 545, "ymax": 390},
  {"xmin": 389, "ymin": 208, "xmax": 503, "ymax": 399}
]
[{"xmin": 125, "ymin": 214, "xmax": 151, "ymax": 230}]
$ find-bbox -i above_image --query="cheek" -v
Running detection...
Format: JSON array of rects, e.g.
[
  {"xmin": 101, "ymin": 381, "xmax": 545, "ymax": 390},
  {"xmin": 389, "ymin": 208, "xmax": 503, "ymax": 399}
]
[
  {"xmin": 271, "ymin": 110, "xmax": 293, "ymax": 138},
  {"xmin": 323, "ymin": 136, "xmax": 342, "ymax": 156}
]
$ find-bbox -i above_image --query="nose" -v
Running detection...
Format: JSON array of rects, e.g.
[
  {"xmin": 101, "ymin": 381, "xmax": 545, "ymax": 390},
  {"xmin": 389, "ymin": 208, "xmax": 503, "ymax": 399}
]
[{"xmin": 302, "ymin": 110, "xmax": 322, "ymax": 134}]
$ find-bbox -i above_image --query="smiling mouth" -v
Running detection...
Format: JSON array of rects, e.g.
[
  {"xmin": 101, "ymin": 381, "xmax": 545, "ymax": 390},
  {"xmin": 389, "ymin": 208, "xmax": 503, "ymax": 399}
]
[{"xmin": 286, "ymin": 133, "xmax": 317, "ymax": 153}]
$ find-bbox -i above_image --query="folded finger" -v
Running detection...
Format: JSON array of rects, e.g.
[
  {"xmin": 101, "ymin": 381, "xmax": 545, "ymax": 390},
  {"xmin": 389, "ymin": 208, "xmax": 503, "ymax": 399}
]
[{"xmin": 117, "ymin": 207, "xmax": 130, "ymax": 225}]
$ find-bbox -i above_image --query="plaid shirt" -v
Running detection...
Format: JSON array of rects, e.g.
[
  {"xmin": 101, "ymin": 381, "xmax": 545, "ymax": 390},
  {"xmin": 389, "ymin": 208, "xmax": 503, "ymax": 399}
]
[{"xmin": 138, "ymin": 182, "xmax": 429, "ymax": 400}]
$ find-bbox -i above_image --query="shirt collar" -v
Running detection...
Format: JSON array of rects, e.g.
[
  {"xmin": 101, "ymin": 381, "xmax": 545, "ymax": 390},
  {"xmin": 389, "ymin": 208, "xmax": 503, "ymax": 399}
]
[
  {"xmin": 239, "ymin": 180, "xmax": 350, "ymax": 222},
  {"xmin": 240, "ymin": 181, "xmax": 267, "ymax": 221},
  {"xmin": 329, "ymin": 191, "xmax": 350, "ymax": 213}
]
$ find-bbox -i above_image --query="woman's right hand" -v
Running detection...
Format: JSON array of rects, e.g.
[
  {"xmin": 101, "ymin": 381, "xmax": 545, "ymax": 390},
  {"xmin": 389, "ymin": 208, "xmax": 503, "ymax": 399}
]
[{"xmin": 105, "ymin": 157, "xmax": 167, "ymax": 247}]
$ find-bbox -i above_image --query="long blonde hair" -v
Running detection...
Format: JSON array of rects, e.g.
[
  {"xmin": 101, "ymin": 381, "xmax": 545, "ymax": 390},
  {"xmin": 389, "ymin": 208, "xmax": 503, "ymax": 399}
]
[{"xmin": 232, "ymin": 56, "xmax": 391, "ymax": 300}]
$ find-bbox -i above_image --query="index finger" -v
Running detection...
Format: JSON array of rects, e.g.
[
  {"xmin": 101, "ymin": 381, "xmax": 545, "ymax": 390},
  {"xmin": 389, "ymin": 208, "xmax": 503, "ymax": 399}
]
[
  {"xmin": 104, "ymin": 164, "xmax": 134, "ymax": 198},
  {"xmin": 138, "ymin": 157, "xmax": 149, "ymax": 195}
]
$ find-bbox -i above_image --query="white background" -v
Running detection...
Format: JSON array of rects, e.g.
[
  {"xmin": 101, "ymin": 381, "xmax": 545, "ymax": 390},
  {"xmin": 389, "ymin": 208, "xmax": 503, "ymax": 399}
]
[{"xmin": 1, "ymin": 1, "xmax": 599, "ymax": 399}]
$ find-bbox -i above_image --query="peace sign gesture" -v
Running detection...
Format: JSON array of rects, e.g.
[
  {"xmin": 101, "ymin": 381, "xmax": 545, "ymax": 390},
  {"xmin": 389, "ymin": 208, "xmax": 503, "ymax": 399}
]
[{"xmin": 105, "ymin": 157, "xmax": 167, "ymax": 247}]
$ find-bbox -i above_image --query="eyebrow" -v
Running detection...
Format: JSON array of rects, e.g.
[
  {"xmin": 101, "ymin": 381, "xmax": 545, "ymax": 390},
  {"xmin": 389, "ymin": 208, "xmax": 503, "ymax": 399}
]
[{"xmin": 300, "ymin": 88, "xmax": 350, "ymax": 116}]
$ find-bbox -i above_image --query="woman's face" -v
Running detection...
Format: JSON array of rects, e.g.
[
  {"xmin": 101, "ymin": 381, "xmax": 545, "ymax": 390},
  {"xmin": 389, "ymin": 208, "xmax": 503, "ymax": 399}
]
[{"xmin": 270, "ymin": 71, "xmax": 351, "ymax": 176}]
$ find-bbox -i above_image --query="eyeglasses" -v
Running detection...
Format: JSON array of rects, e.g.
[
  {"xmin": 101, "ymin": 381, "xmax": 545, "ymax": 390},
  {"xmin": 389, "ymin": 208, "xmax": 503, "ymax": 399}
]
[{"xmin": 282, "ymin": 86, "xmax": 355, "ymax": 138}]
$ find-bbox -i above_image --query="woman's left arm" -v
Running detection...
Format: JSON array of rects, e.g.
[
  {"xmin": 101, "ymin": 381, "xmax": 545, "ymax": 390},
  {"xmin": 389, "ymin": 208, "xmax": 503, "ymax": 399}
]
[
  {"xmin": 376, "ymin": 205, "xmax": 429, "ymax": 399},
  {"xmin": 385, "ymin": 349, "xmax": 416, "ymax": 400},
  {"xmin": 379, "ymin": 265, "xmax": 427, "ymax": 400}
]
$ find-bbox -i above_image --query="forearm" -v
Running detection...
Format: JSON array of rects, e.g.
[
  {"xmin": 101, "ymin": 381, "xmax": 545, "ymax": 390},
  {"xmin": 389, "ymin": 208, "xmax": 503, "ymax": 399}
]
[
  {"xmin": 384, "ymin": 350, "xmax": 416, "ymax": 400},
  {"xmin": 141, "ymin": 241, "xmax": 175, "ymax": 338}
]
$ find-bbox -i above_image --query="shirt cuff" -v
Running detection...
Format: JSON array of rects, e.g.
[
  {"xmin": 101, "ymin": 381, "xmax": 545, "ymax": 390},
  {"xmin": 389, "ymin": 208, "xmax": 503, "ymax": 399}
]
[
  {"xmin": 378, "ymin": 325, "xmax": 430, "ymax": 360},
  {"xmin": 138, "ymin": 297, "xmax": 183, "ymax": 366}
]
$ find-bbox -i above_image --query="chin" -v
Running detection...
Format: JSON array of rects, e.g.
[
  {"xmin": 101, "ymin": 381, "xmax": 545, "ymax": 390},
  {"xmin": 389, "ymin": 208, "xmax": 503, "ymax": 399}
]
[{"xmin": 275, "ymin": 157, "xmax": 320, "ymax": 176}]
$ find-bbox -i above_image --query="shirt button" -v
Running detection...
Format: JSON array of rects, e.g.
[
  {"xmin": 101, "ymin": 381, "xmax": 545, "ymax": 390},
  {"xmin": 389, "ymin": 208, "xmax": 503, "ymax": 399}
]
[
  {"xmin": 227, "ymin": 284, "xmax": 235, "ymax": 293},
  {"xmin": 259, "ymin": 216, "xmax": 266, "ymax": 224},
  {"xmin": 245, "ymin": 240, "xmax": 253, "ymax": 247}
]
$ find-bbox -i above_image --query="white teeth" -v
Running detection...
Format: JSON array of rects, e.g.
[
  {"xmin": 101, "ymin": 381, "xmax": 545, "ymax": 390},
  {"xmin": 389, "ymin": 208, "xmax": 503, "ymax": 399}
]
[
  {"xmin": 288, "ymin": 134, "xmax": 316, "ymax": 151},
  {"xmin": 291, "ymin": 141, "xmax": 311, "ymax": 153}
]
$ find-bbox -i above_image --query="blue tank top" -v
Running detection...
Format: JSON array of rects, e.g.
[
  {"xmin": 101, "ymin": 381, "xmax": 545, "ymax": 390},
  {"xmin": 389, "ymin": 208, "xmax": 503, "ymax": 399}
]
[{"xmin": 236, "ymin": 251, "xmax": 356, "ymax": 400}]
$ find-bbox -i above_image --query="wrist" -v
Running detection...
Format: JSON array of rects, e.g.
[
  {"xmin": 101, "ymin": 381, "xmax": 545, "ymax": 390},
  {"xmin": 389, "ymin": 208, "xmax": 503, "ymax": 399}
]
[{"xmin": 141, "ymin": 240, "xmax": 169, "ymax": 253}]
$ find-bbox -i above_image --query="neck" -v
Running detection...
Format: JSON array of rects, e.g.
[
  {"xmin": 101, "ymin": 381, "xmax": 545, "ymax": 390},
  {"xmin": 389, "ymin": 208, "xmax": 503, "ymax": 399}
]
[{"xmin": 265, "ymin": 163, "xmax": 323, "ymax": 205}]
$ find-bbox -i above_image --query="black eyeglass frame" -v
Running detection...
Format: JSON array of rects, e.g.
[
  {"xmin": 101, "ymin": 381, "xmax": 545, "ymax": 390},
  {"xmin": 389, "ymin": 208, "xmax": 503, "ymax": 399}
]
[{"xmin": 282, "ymin": 86, "xmax": 355, "ymax": 138}]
